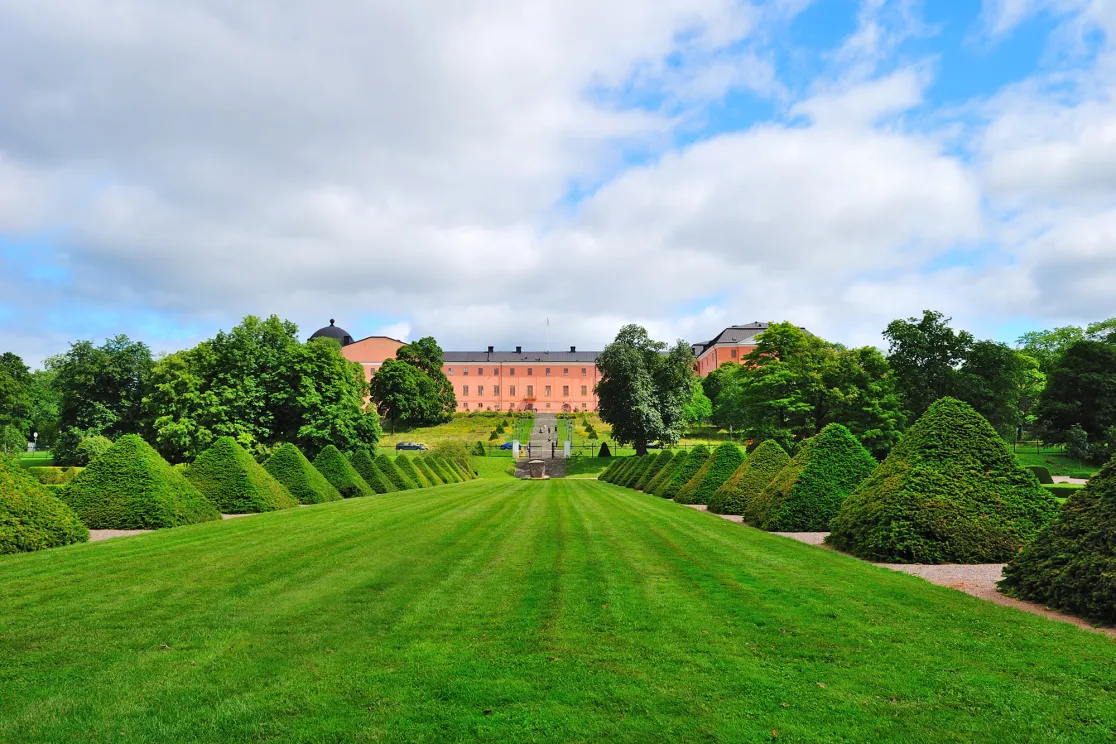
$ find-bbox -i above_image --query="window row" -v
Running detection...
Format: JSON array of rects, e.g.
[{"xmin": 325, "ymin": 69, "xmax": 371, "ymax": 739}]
[
  {"xmin": 459, "ymin": 385, "xmax": 589, "ymax": 397},
  {"xmin": 446, "ymin": 367, "xmax": 591, "ymax": 376}
]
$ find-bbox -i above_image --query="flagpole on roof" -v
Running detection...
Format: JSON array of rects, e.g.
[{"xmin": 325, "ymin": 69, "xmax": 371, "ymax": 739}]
[{"xmin": 546, "ymin": 317, "xmax": 549, "ymax": 354}]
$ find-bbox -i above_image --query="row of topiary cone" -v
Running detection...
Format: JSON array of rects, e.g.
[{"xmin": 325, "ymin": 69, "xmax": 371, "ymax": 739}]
[
  {"xmin": 600, "ymin": 398, "xmax": 1070, "ymax": 564},
  {"xmin": 1, "ymin": 435, "xmax": 477, "ymax": 553}
]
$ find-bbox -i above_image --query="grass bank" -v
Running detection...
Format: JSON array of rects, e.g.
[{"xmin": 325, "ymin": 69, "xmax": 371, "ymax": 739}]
[{"xmin": 1, "ymin": 480, "xmax": 1113, "ymax": 742}]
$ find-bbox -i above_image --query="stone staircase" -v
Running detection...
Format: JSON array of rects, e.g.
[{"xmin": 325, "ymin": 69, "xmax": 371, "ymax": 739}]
[{"xmin": 514, "ymin": 412, "xmax": 566, "ymax": 478}]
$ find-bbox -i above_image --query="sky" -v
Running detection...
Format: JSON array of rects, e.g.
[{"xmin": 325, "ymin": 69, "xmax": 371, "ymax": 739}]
[{"xmin": 2, "ymin": 0, "xmax": 1115, "ymax": 365}]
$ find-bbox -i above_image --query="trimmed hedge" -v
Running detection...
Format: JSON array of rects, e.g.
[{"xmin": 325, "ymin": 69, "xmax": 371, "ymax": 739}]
[
  {"xmin": 657, "ymin": 446, "xmax": 710, "ymax": 500},
  {"xmin": 1044, "ymin": 485, "xmax": 1084, "ymax": 500},
  {"xmin": 453, "ymin": 457, "xmax": 476, "ymax": 480},
  {"xmin": 396, "ymin": 455, "xmax": 431, "ymax": 487},
  {"xmin": 1, "ymin": 455, "xmax": 89, "ymax": 554},
  {"xmin": 376, "ymin": 454, "xmax": 413, "ymax": 491},
  {"xmin": 635, "ymin": 450, "xmax": 673, "ymax": 491},
  {"xmin": 707, "ymin": 441, "xmax": 788, "ymax": 515},
  {"xmin": 619, "ymin": 455, "xmax": 656, "ymax": 488},
  {"xmin": 646, "ymin": 454, "xmax": 684, "ymax": 494},
  {"xmin": 313, "ymin": 446, "xmax": 375, "ymax": 498},
  {"xmin": 676, "ymin": 443, "xmax": 745, "ymax": 505},
  {"xmin": 829, "ymin": 398, "xmax": 1059, "ymax": 563},
  {"xmin": 999, "ymin": 455, "xmax": 1116, "ymax": 624},
  {"xmin": 27, "ymin": 466, "xmax": 82, "ymax": 485},
  {"xmin": 620, "ymin": 455, "xmax": 651, "ymax": 488},
  {"xmin": 607, "ymin": 457, "xmax": 638, "ymax": 485},
  {"xmin": 598, "ymin": 458, "xmax": 622, "ymax": 483},
  {"xmin": 264, "ymin": 443, "xmax": 342, "ymax": 504},
  {"xmin": 413, "ymin": 457, "xmax": 443, "ymax": 485},
  {"xmin": 62, "ymin": 434, "xmax": 220, "ymax": 529},
  {"xmin": 423, "ymin": 456, "xmax": 454, "ymax": 484},
  {"xmin": 436, "ymin": 456, "xmax": 463, "ymax": 483},
  {"xmin": 351, "ymin": 449, "xmax": 396, "ymax": 494},
  {"xmin": 598, "ymin": 442, "xmax": 612, "ymax": 457},
  {"xmin": 186, "ymin": 437, "xmax": 298, "ymax": 513},
  {"xmin": 1027, "ymin": 466, "xmax": 1054, "ymax": 485},
  {"xmin": 749, "ymin": 424, "xmax": 876, "ymax": 531}
]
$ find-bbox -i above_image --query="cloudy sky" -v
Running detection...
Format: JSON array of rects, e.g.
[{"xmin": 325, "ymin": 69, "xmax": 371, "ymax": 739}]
[{"xmin": 2, "ymin": 0, "xmax": 1115, "ymax": 365}]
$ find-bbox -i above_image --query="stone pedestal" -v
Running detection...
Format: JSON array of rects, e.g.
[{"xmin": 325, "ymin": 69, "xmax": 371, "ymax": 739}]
[{"xmin": 528, "ymin": 460, "xmax": 547, "ymax": 479}]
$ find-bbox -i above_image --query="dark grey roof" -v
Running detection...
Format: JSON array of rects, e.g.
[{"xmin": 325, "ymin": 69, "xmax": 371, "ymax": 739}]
[
  {"xmin": 693, "ymin": 322, "xmax": 810, "ymax": 357},
  {"xmin": 309, "ymin": 319, "xmax": 354, "ymax": 346},
  {"xmin": 443, "ymin": 350, "xmax": 601, "ymax": 363}
]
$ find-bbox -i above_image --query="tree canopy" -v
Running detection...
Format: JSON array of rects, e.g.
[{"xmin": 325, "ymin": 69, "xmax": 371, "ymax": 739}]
[
  {"xmin": 369, "ymin": 337, "xmax": 455, "ymax": 431},
  {"xmin": 141, "ymin": 315, "xmax": 380, "ymax": 462},
  {"xmin": 595, "ymin": 325, "xmax": 696, "ymax": 455}
]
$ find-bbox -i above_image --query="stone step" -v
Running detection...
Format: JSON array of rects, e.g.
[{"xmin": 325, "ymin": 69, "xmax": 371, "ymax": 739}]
[{"xmin": 514, "ymin": 457, "xmax": 566, "ymax": 479}]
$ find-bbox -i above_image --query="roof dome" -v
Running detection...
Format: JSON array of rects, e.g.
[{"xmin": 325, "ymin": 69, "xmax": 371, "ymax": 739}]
[{"xmin": 309, "ymin": 319, "xmax": 354, "ymax": 346}]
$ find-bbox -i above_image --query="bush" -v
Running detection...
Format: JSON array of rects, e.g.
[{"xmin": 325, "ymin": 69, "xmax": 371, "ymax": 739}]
[
  {"xmin": 657, "ymin": 446, "xmax": 710, "ymax": 500},
  {"xmin": 488, "ymin": 431, "xmax": 499, "ymax": 441},
  {"xmin": 605, "ymin": 456, "xmax": 638, "ymax": 485},
  {"xmin": 376, "ymin": 454, "xmax": 414, "ymax": 490},
  {"xmin": 413, "ymin": 457, "xmax": 442, "ymax": 485},
  {"xmin": 351, "ymin": 449, "xmax": 396, "ymax": 494},
  {"xmin": 748, "ymin": 424, "xmax": 876, "ymax": 531},
  {"xmin": 263, "ymin": 443, "xmax": 343, "ymax": 504},
  {"xmin": 598, "ymin": 442, "xmax": 611, "ymax": 457},
  {"xmin": 476, "ymin": 440, "xmax": 490, "ymax": 454},
  {"xmin": 707, "ymin": 441, "xmax": 788, "ymax": 515},
  {"xmin": 422, "ymin": 455, "xmax": 454, "ymax": 484},
  {"xmin": 62, "ymin": 434, "xmax": 220, "ymax": 529},
  {"xmin": 27, "ymin": 466, "xmax": 82, "ymax": 486},
  {"xmin": 75, "ymin": 434, "xmax": 113, "ymax": 466},
  {"xmin": 675, "ymin": 443, "xmax": 745, "ymax": 505},
  {"xmin": 1027, "ymin": 465, "xmax": 1054, "ymax": 485},
  {"xmin": 313, "ymin": 446, "xmax": 375, "ymax": 498},
  {"xmin": 999, "ymin": 455, "xmax": 1116, "ymax": 624},
  {"xmin": 828, "ymin": 398, "xmax": 1059, "ymax": 563},
  {"xmin": 395, "ymin": 455, "xmax": 430, "ymax": 487},
  {"xmin": 451, "ymin": 457, "xmax": 475, "ymax": 480},
  {"xmin": 1, "ymin": 454, "xmax": 89, "ymax": 554},
  {"xmin": 620, "ymin": 454, "xmax": 656, "ymax": 489},
  {"xmin": 434, "ymin": 456, "xmax": 463, "ymax": 483},
  {"xmin": 646, "ymin": 453, "xmax": 684, "ymax": 494},
  {"xmin": 1044, "ymin": 485, "xmax": 1084, "ymax": 499},
  {"xmin": 635, "ymin": 450, "xmax": 673, "ymax": 491},
  {"xmin": 0, "ymin": 425, "xmax": 26, "ymax": 456},
  {"xmin": 185, "ymin": 437, "xmax": 298, "ymax": 513}
]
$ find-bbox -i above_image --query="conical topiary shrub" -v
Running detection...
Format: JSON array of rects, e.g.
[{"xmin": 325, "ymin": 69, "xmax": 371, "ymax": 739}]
[
  {"xmin": 646, "ymin": 453, "xmax": 684, "ymax": 494},
  {"xmin": 452, "ymin": 457, "xmax": 476, "ymax": 480},
  {"xmin": 636, "ymin": 450, "xmax": 673, "ymax": 491},
  {"xmin": 413, "ymin": 457, "xmax": 443, "ymax": 485},
  {"xmin": 707, "ymin": 441, "xmax": 789, "ymax": 515},
  {"xmin": 828, "ymin": 398, "xmax": 1059, "ymax": 563},
  {"xmin": 396, "ymin": 455, "xmax": 431, "ymax": 487},
  {"xmin": 622, "ymin": 454, "xmax": 657, "ymax": 489},
  {"xmin": 424, "ymin": 456, "xmax": 455, "ymax": 484},
  {"xmin": 598, "ymin": 442, "xmax": 611, "ymax": 458},
  {"xmin": 999, "ymin": 455, "xmax": 1116, "ymax": 623},
  {"xmin": 62, "ymin": 434, "xmax": 220, "ymax": 529},
  {"xmin": 675, "ymin": 443, "xmax": 745, "ymax": 505},
  {"xmin": 435, "ymin": 456, "xmax": 463, "ymax": 483},
  {"xmin": 748, "ymin": 424, "xmax": 876, "ymax": 531},
  {"xmin": 376, "ymin": 454, "xmax": 414, "ymax": 490},
  {"xmin": 313, "ymin": 445, "xmax": 375, "ymax": 498},
  {"xmin": 186, "ymin": 437, "xmax": 298, "ymax": 513},
  {"xmin": 1, "ymin": 455, "xmax": 89, "ymax": 554},
  {"xmin": 350, "ymin": 448, "xmax": 396, "ymax": 494},
  {"xmin": 658, "ymin": 446, "xmax": 710, "ymax": 500},
  {"xmin": 264, "ymin": 443, "xmax": 342, "ymax": 504},
  {"xmin": 605, "ymin": 457, "xmax": 637, "ymax": 485}
]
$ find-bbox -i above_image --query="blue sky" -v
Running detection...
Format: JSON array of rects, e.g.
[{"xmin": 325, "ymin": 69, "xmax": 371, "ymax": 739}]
[{"xmin": 1, "ymin": 0, "xmax": 1114, "ymax": 365}]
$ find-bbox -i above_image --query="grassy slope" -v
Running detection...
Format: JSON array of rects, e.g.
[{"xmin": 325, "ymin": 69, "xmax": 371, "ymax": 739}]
[{"xmin": 1, "ymin": 481, "xmax": 1113, "ymax": 743}]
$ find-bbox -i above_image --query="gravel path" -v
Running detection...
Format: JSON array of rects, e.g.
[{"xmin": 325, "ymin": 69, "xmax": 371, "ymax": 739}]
[
  {"xmin": 88, "ymin": 529, "xmax": 151, "ymax": 542},
  {"xmin": 1051, "ymin": 476, "xmax": 1089, "ymax": 484}
]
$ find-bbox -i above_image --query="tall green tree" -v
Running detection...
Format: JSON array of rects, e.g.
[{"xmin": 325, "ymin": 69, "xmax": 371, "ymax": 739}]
[
  {"xmin": 955, "ymin": 340, "xmax": 1032, "ymax": 436},
  {"xmin": 1036, "ymin": 340, "xmax": 1116, "ymax": 445},
  {"xmin": 1017, "ymin": 325, "xmax": 1086, "ymax": 375},
  {"xmin": 595, "ymin": 325, "xmax": 695, "ymax": 455},
  {"xmin": 820, "ymin": 346, "xmax": 906, "ymax": 459},
  {"xmin": 142, "ymin": 315, "xmax": 379, "ymax": 462},
  {"xmin": 49, "ymin": 335, "xmax": 153, "ymax": 462},
  {"xmin": 0, "ymin": 352, "xmax": 32, "ymax": 435},
  {"xmin": 883, "ymin": 310, "xmax": 972, "ymax": 418},
  {"xmin": 368, "ymin": 358, "xmax": 425, "ymax": 434},
  {"xmin": 682, "ymin": 379, "xmax": 713, "ymax": 425},
  {"xmin": 395, "ymin": 337, "xmax": 456, "ymax": 422}
]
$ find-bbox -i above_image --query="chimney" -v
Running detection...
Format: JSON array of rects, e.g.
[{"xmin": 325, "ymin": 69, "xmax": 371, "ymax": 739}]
[
  {"xmin": 487, "ymin": 345, "xmax": 494, "ymax": 353},
  {"xmin": 570, "ymin": 346, "xmax": 576, "ymax": 353},
  {"xmin": 515, "ymin": 345, "xmax": 522, "ymax": 353}
]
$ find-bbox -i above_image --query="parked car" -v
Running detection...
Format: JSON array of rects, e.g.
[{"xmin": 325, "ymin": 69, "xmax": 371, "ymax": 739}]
[
  {"xmin": 647, "ymin": 442, "xmax": 664, "ymax": 449},
  {"xmin": 499, "ymin": 442, "xmax": 514, "ymax": 450},
  {"xmin": 395, "ymin": 442, "xmax": 427, "ymax": 451}
]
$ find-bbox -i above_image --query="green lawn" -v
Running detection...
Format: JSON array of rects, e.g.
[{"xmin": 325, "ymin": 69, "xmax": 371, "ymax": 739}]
[
  {"xmin": 1014, "ymin": 448, "xmax": 1099, "ymax": 479},
  {"xmin": 1, "ymin": 480, "xmax": 1113, "ymax": 742}
]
